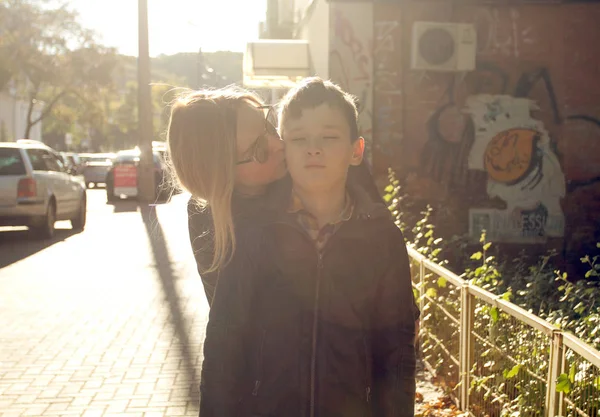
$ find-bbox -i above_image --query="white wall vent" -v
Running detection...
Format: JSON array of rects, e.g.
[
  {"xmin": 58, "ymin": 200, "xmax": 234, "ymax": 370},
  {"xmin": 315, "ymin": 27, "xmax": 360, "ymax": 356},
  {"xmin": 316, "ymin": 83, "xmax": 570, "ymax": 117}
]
[{"xmin": 411, "ymin": 22, "xmax": 476, "ymax": 72}]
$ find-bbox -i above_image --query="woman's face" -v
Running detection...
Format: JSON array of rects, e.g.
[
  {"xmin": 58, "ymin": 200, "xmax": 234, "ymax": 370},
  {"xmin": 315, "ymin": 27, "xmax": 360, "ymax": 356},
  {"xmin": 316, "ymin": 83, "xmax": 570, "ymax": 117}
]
[{"xmin": 234, "ymin": 101, "xmax": 287, "ymax": 194}]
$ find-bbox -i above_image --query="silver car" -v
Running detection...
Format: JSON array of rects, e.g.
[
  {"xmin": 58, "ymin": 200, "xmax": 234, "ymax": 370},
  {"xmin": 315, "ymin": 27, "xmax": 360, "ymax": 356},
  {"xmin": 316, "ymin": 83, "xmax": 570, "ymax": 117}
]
[
  {"xmin": 80, "ymin": 153, "xmax": 114, "ymax": 188},
  {"xmin": 0, "ymin": 141, "xmax": 87, "ymax": 238}
]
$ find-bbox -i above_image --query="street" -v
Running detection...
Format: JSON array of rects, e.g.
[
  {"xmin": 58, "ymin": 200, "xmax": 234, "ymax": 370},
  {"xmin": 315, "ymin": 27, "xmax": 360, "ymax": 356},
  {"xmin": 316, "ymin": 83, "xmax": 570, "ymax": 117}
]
[{"xmin": 0, "ymin": 189, "xmax": 207, "ymax": 417}]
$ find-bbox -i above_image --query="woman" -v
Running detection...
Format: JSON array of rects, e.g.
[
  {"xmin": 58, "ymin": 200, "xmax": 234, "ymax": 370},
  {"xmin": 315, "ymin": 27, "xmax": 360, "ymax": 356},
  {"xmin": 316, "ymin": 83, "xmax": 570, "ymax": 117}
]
[{"xmin": 168, "ymin": 88, "xmax": 287, "ymax": 303}]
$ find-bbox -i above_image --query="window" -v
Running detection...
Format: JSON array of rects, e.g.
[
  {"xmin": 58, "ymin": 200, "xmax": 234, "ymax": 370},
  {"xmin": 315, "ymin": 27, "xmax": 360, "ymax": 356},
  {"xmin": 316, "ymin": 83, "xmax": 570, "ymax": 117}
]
[
  {"xmin": 26, "ymin": 149, "xmax": 48, "ymax": 171},
  {"xmin": 0, "ymin": 148, "xmax": 26, "ymax": 176},
  {"xmin": 42, "ymin": 151, "xmax": 64, "ymax": 172},
  {"xmin": 26, "ymin": 149, "xmax": 65, "ymax": 172}
]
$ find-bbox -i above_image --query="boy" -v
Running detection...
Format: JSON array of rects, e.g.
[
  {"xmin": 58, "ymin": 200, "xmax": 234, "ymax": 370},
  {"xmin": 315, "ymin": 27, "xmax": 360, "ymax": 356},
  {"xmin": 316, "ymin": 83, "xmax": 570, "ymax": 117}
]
[{"xmin": 200, "ymin": 78, "xmax": 417, "ymax": 417}]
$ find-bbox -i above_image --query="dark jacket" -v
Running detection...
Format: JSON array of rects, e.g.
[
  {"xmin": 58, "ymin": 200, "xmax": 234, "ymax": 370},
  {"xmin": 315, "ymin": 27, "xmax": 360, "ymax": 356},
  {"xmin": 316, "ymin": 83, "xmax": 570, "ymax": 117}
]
[
  {"xmin": 199, "ymin": 180, "xmax": 418, "ymax": 417},
  {"xmin": 188, "ymin": 193, "xmax": 265, "ymax": 304}
]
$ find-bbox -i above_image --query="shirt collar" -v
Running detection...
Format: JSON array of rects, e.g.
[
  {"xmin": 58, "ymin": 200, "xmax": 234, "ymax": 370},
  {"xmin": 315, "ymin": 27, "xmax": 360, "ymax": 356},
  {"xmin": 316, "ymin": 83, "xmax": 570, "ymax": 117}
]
[{"xmin": 287, "ymin": 189, "xmax": 354, "ymax": 224}]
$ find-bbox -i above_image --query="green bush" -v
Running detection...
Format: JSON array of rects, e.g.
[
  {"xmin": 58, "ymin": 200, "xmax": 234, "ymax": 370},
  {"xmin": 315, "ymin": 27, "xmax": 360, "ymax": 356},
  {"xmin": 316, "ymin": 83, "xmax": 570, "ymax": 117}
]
[{"xmin": 384, "ymin": 168, "xmax": 600, "ymax": 416}]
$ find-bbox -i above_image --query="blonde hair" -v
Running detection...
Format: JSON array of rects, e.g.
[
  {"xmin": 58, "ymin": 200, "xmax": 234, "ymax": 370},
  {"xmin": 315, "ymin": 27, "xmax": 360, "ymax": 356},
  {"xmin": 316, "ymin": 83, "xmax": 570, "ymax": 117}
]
[{"xmin": 167, "ymin": 88, "xmax": 263, "ymax": 273}]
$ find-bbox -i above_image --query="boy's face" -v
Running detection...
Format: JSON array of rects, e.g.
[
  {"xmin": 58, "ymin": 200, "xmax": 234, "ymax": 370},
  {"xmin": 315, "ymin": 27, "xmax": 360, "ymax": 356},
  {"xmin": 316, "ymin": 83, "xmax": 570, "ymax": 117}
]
[{"xmin": 282, "ymin": 103, "xmax": 364, "ymax": 193}]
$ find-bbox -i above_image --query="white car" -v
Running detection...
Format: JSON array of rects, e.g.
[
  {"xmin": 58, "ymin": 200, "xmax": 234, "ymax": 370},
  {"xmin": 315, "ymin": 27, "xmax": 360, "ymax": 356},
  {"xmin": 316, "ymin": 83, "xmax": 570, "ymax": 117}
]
[{"xmin": 0, "ymin": 141, "xmax": 87, "ymax": 238}]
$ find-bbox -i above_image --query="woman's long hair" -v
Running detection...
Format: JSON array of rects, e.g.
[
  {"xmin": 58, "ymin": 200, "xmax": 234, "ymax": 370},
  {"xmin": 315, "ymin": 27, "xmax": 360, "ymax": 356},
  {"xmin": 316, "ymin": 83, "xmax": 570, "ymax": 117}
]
[{"xmin": 167, "ymin": 88, "xmax": 263, "ymax": 273}]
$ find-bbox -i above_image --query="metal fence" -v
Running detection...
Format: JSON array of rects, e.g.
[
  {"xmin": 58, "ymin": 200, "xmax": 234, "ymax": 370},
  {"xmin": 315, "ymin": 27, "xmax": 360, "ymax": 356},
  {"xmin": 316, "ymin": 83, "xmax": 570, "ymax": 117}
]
[{"xmin": 408, "ymin": 247, "xmax": 600, "ymax": 417}]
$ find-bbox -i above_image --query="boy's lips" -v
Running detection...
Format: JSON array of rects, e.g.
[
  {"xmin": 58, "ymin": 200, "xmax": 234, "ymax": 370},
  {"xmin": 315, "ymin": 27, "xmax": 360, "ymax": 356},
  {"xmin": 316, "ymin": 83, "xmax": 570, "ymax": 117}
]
[{"xmin": 305, "ymin": 164, "xmax": 325, "ymax": 168}]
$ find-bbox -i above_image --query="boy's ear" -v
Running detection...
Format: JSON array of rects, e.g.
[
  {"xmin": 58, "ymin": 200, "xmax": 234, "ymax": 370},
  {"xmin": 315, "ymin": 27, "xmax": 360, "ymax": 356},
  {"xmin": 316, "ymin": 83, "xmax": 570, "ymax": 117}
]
[{"xmin": 350, "ymin": 137, "xmax": 365, "ymax": 166}]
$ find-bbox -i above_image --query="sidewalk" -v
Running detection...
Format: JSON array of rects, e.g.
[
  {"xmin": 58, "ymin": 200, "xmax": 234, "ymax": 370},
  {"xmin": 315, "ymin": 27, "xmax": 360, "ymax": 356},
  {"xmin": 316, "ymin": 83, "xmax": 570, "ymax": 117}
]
[
  {"xmin": 0, "ymin": 194, "xmax": 206, "ymax": 416},
  {"xmin": 415, "ymin": 365, "xmax": 466, "ymax": 417}
]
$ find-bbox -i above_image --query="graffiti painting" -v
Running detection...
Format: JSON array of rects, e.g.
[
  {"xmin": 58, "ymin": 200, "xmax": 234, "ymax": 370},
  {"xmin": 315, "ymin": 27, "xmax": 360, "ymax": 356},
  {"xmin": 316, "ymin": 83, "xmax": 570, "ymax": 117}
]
[
  {"xmin": 329, "ymin": 3, "xmax": 374, "ymax": 161},
  {"xmin": 465, "ymin": 95, "xmax": 565, "ymax": 242}
]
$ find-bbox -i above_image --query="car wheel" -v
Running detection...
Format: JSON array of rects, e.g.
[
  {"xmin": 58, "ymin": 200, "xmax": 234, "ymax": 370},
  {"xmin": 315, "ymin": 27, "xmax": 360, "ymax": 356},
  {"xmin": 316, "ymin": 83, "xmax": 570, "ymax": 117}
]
[
  {"xmin": 32, "ymin": 200, "xmax": 56, "ymax": 239},
  {"xmin": 71, "ymin": 196, "xmax": 87, "ymax": 231}
]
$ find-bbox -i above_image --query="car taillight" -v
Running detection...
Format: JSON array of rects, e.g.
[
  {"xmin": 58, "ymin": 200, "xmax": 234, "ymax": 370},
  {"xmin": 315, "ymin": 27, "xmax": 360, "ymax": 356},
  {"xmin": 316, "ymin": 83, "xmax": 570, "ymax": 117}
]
[{"xmin": 17, "ymin": 178, "xmax": 37, "ymax": 198}]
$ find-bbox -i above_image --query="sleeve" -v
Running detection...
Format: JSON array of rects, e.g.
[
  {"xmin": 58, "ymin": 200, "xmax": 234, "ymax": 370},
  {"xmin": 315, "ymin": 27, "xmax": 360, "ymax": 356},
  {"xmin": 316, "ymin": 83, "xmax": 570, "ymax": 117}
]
[
  {"xmin": 371, "ymin": 226, "xmax": 418, "ymax": 417},
  {"xmin": 199, "ymin": 228, "xmax": 260, "ymax": 417},
  {"xmin": 187, "ymin": 198, "xmax": 218, "ymax": 304}
]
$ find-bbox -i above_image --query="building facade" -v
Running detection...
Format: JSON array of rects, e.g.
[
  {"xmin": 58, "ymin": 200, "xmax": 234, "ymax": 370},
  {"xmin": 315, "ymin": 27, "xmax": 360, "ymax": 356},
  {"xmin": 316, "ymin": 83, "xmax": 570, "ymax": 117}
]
[
  {"xmin": 252, "ymin": 0, "xmax": 600, "ymax": 266},
  {"xmin": 0, "ymin": 90, "xmax": 43, "ymax": 142}
]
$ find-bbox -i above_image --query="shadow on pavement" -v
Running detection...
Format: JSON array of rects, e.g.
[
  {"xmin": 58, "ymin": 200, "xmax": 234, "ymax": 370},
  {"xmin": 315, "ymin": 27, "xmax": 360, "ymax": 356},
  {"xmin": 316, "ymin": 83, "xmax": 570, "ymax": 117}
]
[
  {"xmin": 109, "ymin": 198, "xmax": 171, "ymax": 214},
  {"xmin": 140, "ymin": 204, "xmax": 200, "ymax": 403},
  {"xmin": 108, "ymin": 199, "xmax": 140, "ymax": 213},
  {"xmin": 0, "ymin": 228, "xmax": 78, "ymax": 269}
]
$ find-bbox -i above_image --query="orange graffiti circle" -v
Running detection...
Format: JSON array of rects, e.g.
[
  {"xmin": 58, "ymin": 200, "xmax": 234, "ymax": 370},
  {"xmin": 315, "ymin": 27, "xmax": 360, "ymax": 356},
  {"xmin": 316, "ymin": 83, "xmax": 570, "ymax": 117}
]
[{"xmin": 484, "ymin": 128, "xmax": 540, "ymax": 185}]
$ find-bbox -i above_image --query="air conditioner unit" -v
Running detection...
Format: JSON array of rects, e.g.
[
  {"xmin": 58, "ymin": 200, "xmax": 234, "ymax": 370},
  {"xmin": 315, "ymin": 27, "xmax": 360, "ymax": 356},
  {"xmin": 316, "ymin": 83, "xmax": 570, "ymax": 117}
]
[{"xmin": 411, "ymin": 22, "xmax": 476, "ymax": 72}]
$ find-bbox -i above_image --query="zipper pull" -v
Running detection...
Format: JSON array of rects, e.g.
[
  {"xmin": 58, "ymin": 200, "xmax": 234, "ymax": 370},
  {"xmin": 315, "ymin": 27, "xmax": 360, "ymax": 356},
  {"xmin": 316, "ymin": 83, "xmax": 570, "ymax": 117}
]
[
  {"xmin": 317, "ymin": 253, "xmax": 323, "ymax": 269},
  {"xmin": 366, "ymin": 386, "xmax": 371, "ymax": 403},
  {"xmin": 252, "ymin": 380, "xmax": 261, "ymax": 396}
]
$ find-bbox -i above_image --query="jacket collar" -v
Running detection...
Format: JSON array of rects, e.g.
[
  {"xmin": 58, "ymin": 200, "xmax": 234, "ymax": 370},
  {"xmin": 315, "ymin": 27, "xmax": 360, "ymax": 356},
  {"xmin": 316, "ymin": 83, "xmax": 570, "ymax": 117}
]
[{"xmin": 263, "ymin": 174, "xmax": 391, "ymax": 223}]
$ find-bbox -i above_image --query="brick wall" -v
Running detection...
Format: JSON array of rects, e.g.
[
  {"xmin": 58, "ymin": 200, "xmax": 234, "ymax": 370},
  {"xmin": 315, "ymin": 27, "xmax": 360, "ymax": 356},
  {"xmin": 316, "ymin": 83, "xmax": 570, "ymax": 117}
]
[{"xmin": 371, "ymin": 1, "xmax": 600, "ymax": 268}]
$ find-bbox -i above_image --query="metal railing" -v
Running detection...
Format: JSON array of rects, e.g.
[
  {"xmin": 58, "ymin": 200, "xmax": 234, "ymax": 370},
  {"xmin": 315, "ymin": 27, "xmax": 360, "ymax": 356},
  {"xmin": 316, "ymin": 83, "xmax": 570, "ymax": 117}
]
[{"xmin": 407, "ymin": 246, "xmax": 600, "ymax": 417}]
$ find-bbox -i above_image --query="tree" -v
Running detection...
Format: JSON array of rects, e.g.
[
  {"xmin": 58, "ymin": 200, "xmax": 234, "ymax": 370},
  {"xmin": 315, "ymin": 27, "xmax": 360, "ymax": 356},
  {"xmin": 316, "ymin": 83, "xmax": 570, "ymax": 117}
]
[
  {"xmin": 0, "ymin": 0, "xmax": 118, "ymax": 139},
  {"xmin": 152, "ymin": 51, "xmax": 243, "ymax": 89},
  {"xmin": 101, "ymin": 77, "xmax": 183, "ymax": 151}
]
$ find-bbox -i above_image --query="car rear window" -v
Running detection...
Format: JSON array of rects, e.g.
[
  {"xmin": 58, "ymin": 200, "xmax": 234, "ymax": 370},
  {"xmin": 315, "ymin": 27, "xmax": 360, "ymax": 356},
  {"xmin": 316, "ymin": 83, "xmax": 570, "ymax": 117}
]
[
  {"xmin": 0, "ymin": 148, "xmax": 26, "ymax": 175},
  {"xmin": 85, "ymin": 156, "xmax": 112, "ymax": 163},
  {"xmin": 114, "ymin": 153, "xmax": 139, "ymax": 164},
  {"xmin": 26, "ymin": 149, "xmax": 50, "ymax": 171}
]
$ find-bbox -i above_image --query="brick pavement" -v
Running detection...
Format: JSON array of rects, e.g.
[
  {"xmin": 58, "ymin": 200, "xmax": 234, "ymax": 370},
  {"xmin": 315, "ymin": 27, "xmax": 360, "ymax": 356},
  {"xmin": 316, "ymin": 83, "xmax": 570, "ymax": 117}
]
[{"xmin": 0, "ymin": 191, "xmax": 207, "ymax": 416}]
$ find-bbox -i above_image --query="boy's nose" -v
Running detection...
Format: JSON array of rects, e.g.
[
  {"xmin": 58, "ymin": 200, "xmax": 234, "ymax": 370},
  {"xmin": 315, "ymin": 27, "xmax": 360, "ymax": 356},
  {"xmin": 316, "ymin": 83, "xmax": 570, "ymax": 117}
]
[
  {"xmin": 306, "ymin": 138, "xmax": 323, "ymax": 155},
  {"xmin": 307, "ymin": 146, "xmax": 322, "ymax": 156}
]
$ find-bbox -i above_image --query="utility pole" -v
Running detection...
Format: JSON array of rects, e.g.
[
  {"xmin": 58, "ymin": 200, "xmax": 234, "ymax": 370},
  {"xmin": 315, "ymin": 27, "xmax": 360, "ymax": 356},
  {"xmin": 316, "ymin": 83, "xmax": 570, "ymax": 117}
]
[
  {"xmin": 137, "ymin": 0, "xmax": 155, "ymax": 202},
  {"xmin": 197, "ymin": 47, "xmax": 204, "ymax": 89}
]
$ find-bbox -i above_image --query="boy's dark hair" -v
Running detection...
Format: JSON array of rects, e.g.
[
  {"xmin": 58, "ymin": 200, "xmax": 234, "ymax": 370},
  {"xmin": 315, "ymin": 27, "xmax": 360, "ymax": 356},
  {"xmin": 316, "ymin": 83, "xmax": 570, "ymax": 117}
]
[{"xmin": 279, "ymin": 77, "xmax": 360, "ymax": 141}]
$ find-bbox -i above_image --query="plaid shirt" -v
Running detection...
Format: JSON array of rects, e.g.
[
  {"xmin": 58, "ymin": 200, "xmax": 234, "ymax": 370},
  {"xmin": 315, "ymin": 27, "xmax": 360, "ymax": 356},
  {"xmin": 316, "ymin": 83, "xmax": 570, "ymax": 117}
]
[{"xmin": 288, "ymin": 190, "xmax": 354, "ymax": 252}]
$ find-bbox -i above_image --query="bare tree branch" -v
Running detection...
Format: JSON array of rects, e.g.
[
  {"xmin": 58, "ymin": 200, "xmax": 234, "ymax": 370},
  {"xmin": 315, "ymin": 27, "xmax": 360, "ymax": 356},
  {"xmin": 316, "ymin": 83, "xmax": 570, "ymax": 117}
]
[{"xmin": 30, "ymin": 89, "xmax": 69, "ymax": 126}]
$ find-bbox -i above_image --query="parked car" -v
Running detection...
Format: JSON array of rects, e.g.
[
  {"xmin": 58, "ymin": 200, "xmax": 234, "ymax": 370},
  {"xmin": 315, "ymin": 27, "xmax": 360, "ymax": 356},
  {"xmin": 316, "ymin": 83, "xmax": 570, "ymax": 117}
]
[
  {"xmin": 79, "ymin": 153, "xmax": 114, "ymax": 188},
  {"xmin": 105, "ymin": 145, "xmax": 176, "ymax": 203},
  {"xmin": 0, "ymin": 141, "xmax": 87, "ymax": 238}
]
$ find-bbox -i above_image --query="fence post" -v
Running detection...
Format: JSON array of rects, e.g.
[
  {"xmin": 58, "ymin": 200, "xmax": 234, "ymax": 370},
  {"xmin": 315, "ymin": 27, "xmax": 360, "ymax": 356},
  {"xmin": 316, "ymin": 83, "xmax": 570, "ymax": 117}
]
[
  {"xmin": 419, "ymin": 260, "xmax": 425, "ymax": 315},
  {"xmin": 546, "ymin": 330, "xmax": 564, "ymax": 417},
  {"xmin": 459, "ymin": 283, "xmax": 475, "ymax": 410},
  {"xmin": 557, "ymin": 334, "xmax": 566, "ymax": 417}
]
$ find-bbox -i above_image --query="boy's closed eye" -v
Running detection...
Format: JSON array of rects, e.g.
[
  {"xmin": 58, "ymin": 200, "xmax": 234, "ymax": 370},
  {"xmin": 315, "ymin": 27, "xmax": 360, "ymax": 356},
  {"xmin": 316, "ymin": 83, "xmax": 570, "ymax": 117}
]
[{"xmin": 289, "ymin": 136, "xmax": 338, "ymax": 142}]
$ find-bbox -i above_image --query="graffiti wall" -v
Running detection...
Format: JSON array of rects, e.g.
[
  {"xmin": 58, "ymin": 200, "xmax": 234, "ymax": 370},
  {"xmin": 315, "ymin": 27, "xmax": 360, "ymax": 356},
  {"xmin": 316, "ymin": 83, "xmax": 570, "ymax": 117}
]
[
  {"xmin": 370, "ymin": 1, "xmax": 600, "ymax": 250},
  {"xmin": 372, "ymin": 3, "xmax": 404, "ymax": 175},
  {"xmin": 465, "ymin": 95, "xmax": 565, "ymax": 242},
  {"xmin": 329, "ymin": 2, "xmax": 373, "ymax": 160}
]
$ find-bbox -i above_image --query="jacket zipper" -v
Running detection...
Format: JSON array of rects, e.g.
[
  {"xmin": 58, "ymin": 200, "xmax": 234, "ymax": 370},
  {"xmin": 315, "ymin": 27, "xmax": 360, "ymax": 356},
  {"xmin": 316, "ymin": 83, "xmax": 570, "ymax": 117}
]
[
  {"xmin": 310, "ymin": 252, "xmax": 323, "ymax": 417},
  {"xmin": 271, "ymin": 219, "xmax": 358, "ymax": 417},
  {"xmin": 252, "ymin": 329, "xmax": 267, "ymax": 396},
  {"xmin": 363, "ymin": 336, "xmax": 372, "ymax": 405}
]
